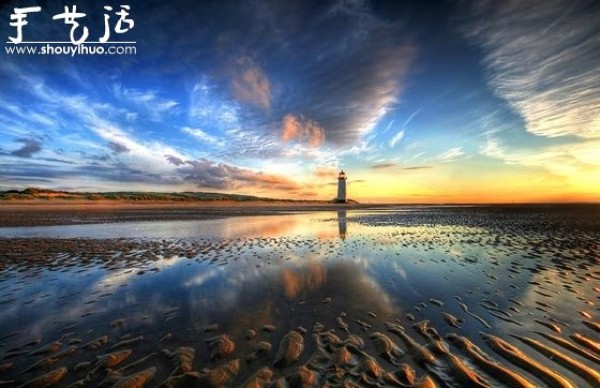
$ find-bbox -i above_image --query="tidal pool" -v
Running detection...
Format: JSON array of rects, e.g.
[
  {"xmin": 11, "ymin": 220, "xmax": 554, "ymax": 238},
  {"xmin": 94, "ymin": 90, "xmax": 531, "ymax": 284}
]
[{"xmin": 0, "ymin": 206, "xmax": 598, "ymax": 387}]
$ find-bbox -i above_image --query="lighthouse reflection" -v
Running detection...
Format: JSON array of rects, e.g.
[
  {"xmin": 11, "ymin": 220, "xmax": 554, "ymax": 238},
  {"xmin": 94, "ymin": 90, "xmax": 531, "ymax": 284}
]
[{"xmin": 338, "ymin": 209, "xmax": 347, "ymax": 240}]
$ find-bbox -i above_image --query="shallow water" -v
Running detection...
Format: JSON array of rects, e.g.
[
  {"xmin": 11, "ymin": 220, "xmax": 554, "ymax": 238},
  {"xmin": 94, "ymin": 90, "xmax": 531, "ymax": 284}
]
[{"xmin": 0, "ymin": 206, "xmax": 599, "ymax": 387}]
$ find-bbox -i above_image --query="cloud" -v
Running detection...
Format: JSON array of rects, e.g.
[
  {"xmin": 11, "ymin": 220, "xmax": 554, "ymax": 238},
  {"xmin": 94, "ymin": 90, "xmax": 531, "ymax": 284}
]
[
  {"xmin": 165, "ymin": 155, "xmax": 185, "ymax": 166},
  {"xmin": 461, "ymin": 0, "xmax": 600, "ymax": 138},
  {"xmin": 182, "ymin": 127, "xmax": 222, "ymax": 145},
  {"xmin": 189, "ymin": 77, "xmax": 240, "ymax": 127},
  {"xmin": 290, "ymin": 41, "xmax": 414, "ymax": 146},
  {"xmin": 436, "ymin": 147, "xmax": 464, "ymax": 162},
  {"xmin": 313, "ymin": 166, "xmax": 340, "ymax": 179},
  {"xmin": 479, "ymin": 137, "xmax": 506, "ymax": 160},
  {"xmin": 114, "ymin": 87, "xmax": 179, "ymax": 121},
  {"xmin": 218, "ymin": 127, "xmax": 340, "ymax": 170},
  {"xmin": 481, "ymin": 136, "xmax": 600, "ymax": 179},
  {"xmin": 0, "ymin": 0, "xmax": 416, "ymax": 193},
  {"xmin": 229, "ymin": 55, "xmax": 271, "ymax": 111},
  {"xmin": 0, "ymin": 161, "xmax": 184, "ymax": 188},
  {"xmin": 281, "ymin": 114, "xmax": 325, "ymax": 147},
  {"xmin": 191, "ymin": 0, "xmax": 415, "ymax": 147},
  {"xmin": 10, "ymin": 138, "xmax": 42, "ymax": 158},
  {"xmin": 402, "ymin": 166, "xmax": 432, "ymax": 171},
  {"xmin": 369, "ymin": 163, "xmax": 431, "ymax": 171},
  {"xmin": 180, "ymin": 159, "xmax": 301, "ymax": 192},
  {"xmin": 1, "ymin": 67, "xmax": 192, "ymax": 186},
  {"xmin": 371, "ymin": 162, "xmax": 395, "ymax": 169},
  {"xmin": 388, "ymin": 108, "xmax": 419, "ymax": 148},
  {"xmin": 89, "ymin": 120, "xmax": 186, "ymax": 175},
  {"xmin": 108, "ymin": 141, "xmax": 130, "ymax": 154},
  {"xmin": 389, "ymin": 129, "xmax": 404, "ymax": 148},
  {"xmin": 221, "ymin": 128, "xmax": 284, "ymax": 160},
  {"xmin": 122, "ymin": 89, "xmax": 178, "ymax": 109}
]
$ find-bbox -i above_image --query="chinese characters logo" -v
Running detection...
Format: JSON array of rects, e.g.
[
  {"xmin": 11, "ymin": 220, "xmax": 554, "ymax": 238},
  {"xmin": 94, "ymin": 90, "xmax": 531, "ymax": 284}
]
[{"xmin": 9, "ymin": 5, "xmax": 134, "ymax": 45}]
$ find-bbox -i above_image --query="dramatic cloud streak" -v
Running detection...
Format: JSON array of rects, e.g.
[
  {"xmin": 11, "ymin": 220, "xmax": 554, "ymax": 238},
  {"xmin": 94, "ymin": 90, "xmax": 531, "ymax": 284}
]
[
  {"xmin": 170, "ymin": 0, "xmax": 416, "ymax": 147},
  {"xmin": 287, "ymin": 42, "xmax": 414, "ymax": 146},
  {"xmin": 462, "ymin": 0, "xmax": 600, "ymax": 138}
]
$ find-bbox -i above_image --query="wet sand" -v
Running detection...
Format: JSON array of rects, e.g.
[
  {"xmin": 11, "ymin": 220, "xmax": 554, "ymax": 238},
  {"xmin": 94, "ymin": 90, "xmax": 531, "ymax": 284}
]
[
  {"xmin": 0, "ymin": 205, "xmax": 599, "ymax": 387},
  {"xmin": 0, "ymin": 200, "xmax": 379, "ymax": 227}
]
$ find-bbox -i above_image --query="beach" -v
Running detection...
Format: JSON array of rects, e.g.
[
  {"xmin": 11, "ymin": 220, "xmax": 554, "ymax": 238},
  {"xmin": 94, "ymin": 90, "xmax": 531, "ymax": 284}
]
[
  {"xmin": 0, "ymin": 204, "xmax": 598, "ymax": 387},
  {"xmin": 0, "ymin": 200, "xmax": 377, "ymax": 227}
]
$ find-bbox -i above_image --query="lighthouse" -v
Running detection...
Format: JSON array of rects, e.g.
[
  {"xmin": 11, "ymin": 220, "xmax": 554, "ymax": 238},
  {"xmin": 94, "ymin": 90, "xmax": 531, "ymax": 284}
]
[{"xmin": 336, "ymin": 170, "xmax": 347, "ymax": 203}]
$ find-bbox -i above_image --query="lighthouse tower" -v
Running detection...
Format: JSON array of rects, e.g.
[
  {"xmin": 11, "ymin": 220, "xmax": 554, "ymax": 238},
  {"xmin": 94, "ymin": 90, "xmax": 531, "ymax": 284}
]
[{"xmin": 336, "ymin": 170, "xmax": 347, "ymax": 203}]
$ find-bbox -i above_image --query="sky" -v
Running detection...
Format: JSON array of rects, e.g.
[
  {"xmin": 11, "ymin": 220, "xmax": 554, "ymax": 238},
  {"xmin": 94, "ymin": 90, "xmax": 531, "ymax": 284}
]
[{"xmin": 0, "ymin": 0, "xmax": 599, "ymax": 203}]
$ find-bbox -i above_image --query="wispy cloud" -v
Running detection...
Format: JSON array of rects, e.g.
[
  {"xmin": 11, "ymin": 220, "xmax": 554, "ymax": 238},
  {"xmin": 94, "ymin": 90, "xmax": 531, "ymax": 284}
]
[
  {"xmin": 389, "ymin": 108, "xmax": 419, "ymax": 148},
  {"xmin": 371, "ymin": 162, "xmax": 395, "ymax": 169},
  {"xmin": 313, "ymin": 166, "xmax": 340, "ymax": 179},
  {"xmin": 462, "ymin": 0, "xmax": 600, "ymax": 138},
  {"xmin": 389, "ymin": 129, "xmax": 404, "ymax": 148},
  {"xmin": 290, "ymin": 41, "xmax": 415, "ymax": 146},
  {"xmin": 479, "ymin": 137, "xmax": 505, "ymax": 160},
  {"xmin": 402, "ymin": 166, "xmax": 432, "ymax": 171},
  {"xmin": 0, "ymin": 65, "xmax": 192, "ymax": 188},
  {"xmin": 481, "ymin": 136, "xmax": 600, "ymax": 179},
  {"xmin": 0, "ymin": 161, "xmax": 184, "ymax": 189},
  {"xmin": 182, "ymin": 127, "xmax": 223, "ymax": 145},
  {"xmin": 436, "ymin": 147, "xmax": 464, "ymax": 162},
  {"xmin": 221, "ymin": 128, "xmax": 282, "ymax": 159},
  {"xmin": 370, "ymin": 163, "xmax": 431, "ymax": 171},
  {"xmin": 189, "ymin": 78, "xmax": 240, "ymax": 127},
  {"xmin": 115, "ymin": 87, "xmax": 179, "ymax": 121}
]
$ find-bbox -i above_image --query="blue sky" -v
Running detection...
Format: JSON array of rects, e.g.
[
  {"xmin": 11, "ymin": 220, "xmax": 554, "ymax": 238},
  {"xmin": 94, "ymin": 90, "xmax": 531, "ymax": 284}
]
[{"xmin": 1, "ymin": 0, "xmax": 599, "ymax": 202}]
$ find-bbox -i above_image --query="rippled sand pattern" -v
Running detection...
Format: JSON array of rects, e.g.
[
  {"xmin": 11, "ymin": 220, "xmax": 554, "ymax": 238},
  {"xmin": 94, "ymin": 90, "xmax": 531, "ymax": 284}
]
[{"xmin": 0, "ymin": 205, "xmax": 598, "ymax": 387}]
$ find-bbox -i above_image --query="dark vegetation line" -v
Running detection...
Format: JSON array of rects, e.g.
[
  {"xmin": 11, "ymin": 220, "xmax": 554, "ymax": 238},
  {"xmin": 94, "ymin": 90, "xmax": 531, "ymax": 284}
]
[{"xmin": 0, "ymin": 187, "xmax": 323, "ymax": 203}]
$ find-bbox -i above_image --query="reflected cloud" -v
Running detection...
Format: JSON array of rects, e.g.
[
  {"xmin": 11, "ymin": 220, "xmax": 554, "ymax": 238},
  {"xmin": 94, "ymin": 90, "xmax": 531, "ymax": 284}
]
[
  {"xmin": 281, "ymin": 264, "xmax": 327, "ymax": 299},
  {"xmin": 210, "ymin": 260, "xmax": 397, "ymax": 320},
  {"xmin": 184, "ymin": 267, "xmax": 222, "ymax": 288}
]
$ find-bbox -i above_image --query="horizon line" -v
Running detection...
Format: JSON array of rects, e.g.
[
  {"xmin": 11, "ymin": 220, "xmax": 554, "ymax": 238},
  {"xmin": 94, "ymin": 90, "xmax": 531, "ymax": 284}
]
[{"xmin": 1, "ymin": 187, "xmax": 598, "ymax": 205}]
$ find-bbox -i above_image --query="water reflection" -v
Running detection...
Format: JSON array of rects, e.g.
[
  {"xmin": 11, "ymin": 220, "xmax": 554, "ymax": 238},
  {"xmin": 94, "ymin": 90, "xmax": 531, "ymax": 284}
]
[
  {"xmin": 281, "ymin": 264, "xmax": 326, "ymax": 299},
  {"xmin": 338, "ymin": 209, "xmax": 347, "ymax": 240},
  {"xmin": 0, "ymin": 207, "xmax": 598, "ymax": 387},
  {"xmin": 0, "ymin": 212, "xmax": 344, "ymax": 239}
]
